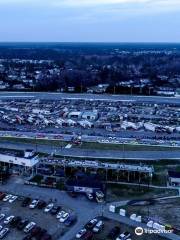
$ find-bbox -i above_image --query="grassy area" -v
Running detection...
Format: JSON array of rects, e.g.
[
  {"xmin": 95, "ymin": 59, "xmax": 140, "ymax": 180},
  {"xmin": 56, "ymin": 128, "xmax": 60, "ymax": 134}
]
[
  {"xmin": 79, "ymin": 142, "xmax": 180, "ymax": 151},
  {"xmin": 106, "ymin": 183, "xmax": 179, "ymax": 202},
  {"xmin": 125, "ymin": 198, "xmax": 180, "ymax": 232},
  {"xmin": 0, "ymin": 137, "xmax": 67, "ymax": 147},
  {"xmin": 1, "ymin": 136, "xmax": 180, "ymax": 152}
]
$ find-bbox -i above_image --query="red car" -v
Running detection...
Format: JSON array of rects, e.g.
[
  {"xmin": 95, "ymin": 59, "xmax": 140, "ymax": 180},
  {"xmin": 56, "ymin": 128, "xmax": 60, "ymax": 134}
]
[
  {"xmin": 83, "ymin": 231, "xmax": 94, "ymax": 240},
  {"xmin": 0, "ymin": 192, "xmax": 6, "ymax": 200}
]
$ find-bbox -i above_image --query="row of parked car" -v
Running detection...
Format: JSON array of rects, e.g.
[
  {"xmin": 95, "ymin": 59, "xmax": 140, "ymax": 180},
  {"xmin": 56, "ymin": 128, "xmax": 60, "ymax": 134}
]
[
  {"xmin": 0, "ymin": 212, "xmax": 52, "ymax": 240},
  {"xmin": 75, "ymin": 218, "xmax": 132, "ymax": 240},
  {"xmin": 0, "ymin": 192, "xmax": 76, "ymax": 239},
  {"xmin": 0, "ymin": 193, "xmax": 18, "ymax": 203},
  {"xmin": 75, "ymin": 218, "xmax": 104, "ymax": 240},
  {"xmin": 20, "ymin": 197, "xmax": 77, "ymax": 225}
]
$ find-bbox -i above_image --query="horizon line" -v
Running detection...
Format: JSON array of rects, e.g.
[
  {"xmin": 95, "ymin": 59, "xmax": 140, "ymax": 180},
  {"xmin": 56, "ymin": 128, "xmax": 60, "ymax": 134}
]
[{"xmin": 0, "ymin": 41, "xmax": 180, "ymax": 44}]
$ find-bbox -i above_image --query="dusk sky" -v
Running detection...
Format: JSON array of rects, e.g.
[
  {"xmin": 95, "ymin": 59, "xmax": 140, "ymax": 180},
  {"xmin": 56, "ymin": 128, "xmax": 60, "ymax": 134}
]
[{"xmin": 0, "ymin": 0, "xmax": 180, "ymax": 42}]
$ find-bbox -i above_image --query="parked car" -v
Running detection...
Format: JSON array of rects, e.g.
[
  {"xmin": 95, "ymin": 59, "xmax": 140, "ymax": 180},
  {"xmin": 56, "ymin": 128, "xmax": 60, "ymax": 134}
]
[
  {"xmin": 86, "ymin": 193, "xmax": 94, "ymax": 201},
  {"xmin": 107, "ymin": 226, "xmax": 120, "ymax": 239},
  {"xmin": 17, "ymin": 219, "xmax": 29, "ymax": 230},
  {"xmin": 24, "ymin": 222, "xmax": 36, "ymax": 233},
  {"xmin": 0, "ymin": 228, "xmax": 9, "ymax": 239},
  {"xmin": 50, "ymin": 206, "xmax": 61, "ymax": 215},
  {"xmin": 59, "ymin": 212, "xmax": 69, "ymax": 223},
  {"xmin": 30, "ymin": 226, "xmax": 41, "ymax": 237},
  {"xmin": 37, "ymin": 200, "xmax": 46, "ymax": 209},
  {"xmin": 0, "ymin": 214, "xmax": 5, "ymax": 221},
  {"xmin": 3, "ymin": 194, "xmax": 12, "ymax": 202},
  {"xmin": 44, "ymin": 203, "xmax": 54, "ymax": 213},
  {"xmin": 83, "ymin": 231, "xmax": 94, "ymax": 240},
  {"xmin": 85, "ymin": 218, "xmax": 98, "ymax": 229},
  {"xmin": 116, "ymin": 232, "xmax": 131, "ymax": 240},
  {"xmin": 0, "ymin": 193, "xmax": 6, "ymax": 200},
  {"xmin": 92, "ymin": 220, "xmax": 104, "ymax": 233},
  {"xmin": 0, "ymin": 226, "xmax": 2, "ymax": 232},
  {"xmin": 64, "ymin": 215, "xmax": 77, "ymax": 227},
  {"xmin": 76, "ymin": 228, "xmax": 87, "ymax": 239},
  {"xmin": 10, "ymin": 216, "xmax": 21, "ymax": 227},
  {"xmin": 56, "ymin": 211, "xmax": 66, "ymax": 219},
  {"xmin": 29, "ymin": 199, "xmax": 39, "ymax": 209},
  {"xmin": 4, "ymin": 215, "xmax": 15, "ymax": 224},
  {"xmin": 9, "ymin": 195, "xmax": 18, "ymax": 203},
  {"xmin": 21, "ymin": 197, "xmax": 31, "ymax": 207},
  {"xmin": 34, "ymin": 228, "xmax": 47, "ymax": 240}
]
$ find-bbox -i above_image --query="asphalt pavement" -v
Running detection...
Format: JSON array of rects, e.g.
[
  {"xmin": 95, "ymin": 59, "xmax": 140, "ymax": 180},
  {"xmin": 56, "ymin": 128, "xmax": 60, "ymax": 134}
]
[
  {"xmin": 0, "ymin": 92, "xmax": 180, "ymax": 105},
  {"xmin": 0, "ymin": 141, "xmax": 179, "ymax": 161}
]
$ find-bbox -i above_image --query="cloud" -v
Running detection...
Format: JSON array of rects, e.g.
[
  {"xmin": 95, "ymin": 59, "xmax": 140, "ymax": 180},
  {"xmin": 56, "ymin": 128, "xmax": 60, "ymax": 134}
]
[
  {"xmin": 0, "ymin": 0, "xmax": 180, "ymax": 9},
  {"xmin": 0, "ymin": 0, "xmax": 179, "ymax": 6},
  {"xmin": 60, "ymin": 0, "xmax": 148, "ymax": 6}
]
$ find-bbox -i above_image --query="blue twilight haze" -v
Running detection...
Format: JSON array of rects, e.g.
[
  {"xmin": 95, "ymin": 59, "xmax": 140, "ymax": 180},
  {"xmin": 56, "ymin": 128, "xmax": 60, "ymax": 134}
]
[{"xmin": 0, "ymin": 0, "xmax": 180, "ymax": 42}]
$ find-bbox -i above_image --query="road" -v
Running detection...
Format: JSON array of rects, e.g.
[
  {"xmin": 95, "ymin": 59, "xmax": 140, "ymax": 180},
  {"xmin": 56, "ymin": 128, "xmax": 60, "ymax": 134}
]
[
  {"xmin": 0, "ymin": 130, "xmax": 180, "ymax": 146},
  {"xmin": 0, "ymin": 141, "xmax": 180, "ymax": 161},
  {"xmin": 0, "ymin": 91, "xmax": 180, "ymax": 105}
]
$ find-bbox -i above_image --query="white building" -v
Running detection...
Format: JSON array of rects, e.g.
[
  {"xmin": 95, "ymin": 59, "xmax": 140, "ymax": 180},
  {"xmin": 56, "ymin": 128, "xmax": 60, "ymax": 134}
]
[
  {"xmin": 81, "ymin": 111, "xmax": 98, "ymax": 121},
  {"xmin": 144, "ymin": 122, "xmax": 158, "ymax": 132},
  {"xmin": 68, "ymin": 111, "xmax": 82, "ymax": 119},
  {"xmin": 168, "ymin": 171, "xmax": 180, "ymax": 187},
  {"xmin": 0, "ymin": 150, "xmax": 39, "ymax": 168}
]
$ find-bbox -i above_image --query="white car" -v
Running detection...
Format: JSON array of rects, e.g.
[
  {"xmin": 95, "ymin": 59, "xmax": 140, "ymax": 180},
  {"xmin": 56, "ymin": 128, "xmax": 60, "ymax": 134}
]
[
  {"xmin": 0, "ymin": 214, "xmax": 5, "ymax": 221},
  {"xmin": 29, "ymin": 199, "xmax": 39, "ymax": 209},
  {"xmin": 44, "ymin": 203, "xmax": 54, "ymax": 213},
  {"xmin": 24, "ymin": 222, "xmax": 36, "ymax": 233},
  {"xmin": 4, "ymin": 215, "xmax": 15, "ymax": 224},
  {"xmin": 3, "ymin": 195, "xmax": 13, "ymax": 202},
  {"xmin": 59, "ymin": 212, "xmax": 69, "ymax": 223},
  {"xmin": 92, "ymin": 220, "xmax": 104, "ymax": 233},
  {"xmin": 9, "ymin": 195, "xmax": 18, "ymax": 203},
  {"xmin": 56, "ymin": 210, "xmax": 66, "ymax": 219},
  {"xmin": 0, "ymin": 225, "xmax": 3, "ymax": 231},
  {"xmin": 75, "ymin": 228, "xmax": 87, "ymax": 239},
  {"xmin": 86, "ymin": 193, "xmax": 93, "ymax": 201},
  {"xmin": 0, "ymin": 228, "xmax": 9, "ymax": 239},
  {"xmin": 116, "ymin": 232, "xmax": 131, "ymax": 240}
]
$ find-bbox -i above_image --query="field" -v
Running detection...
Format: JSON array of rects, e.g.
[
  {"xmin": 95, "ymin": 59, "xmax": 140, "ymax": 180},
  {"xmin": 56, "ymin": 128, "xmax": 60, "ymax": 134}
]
[
  {"xmin": 92, "ymin": 217, "xmax": 164, "ymax": 240},
  {"xmin": 1, "ymin": 136, "xmax": 180, "ymax": 152},
  {"xmin": 106, "ymin": 183, "xmax": 179, "ymax": 202},
  {"xmin": 125, "ymin": 198, "xmax": 180, "ymax": 234}
]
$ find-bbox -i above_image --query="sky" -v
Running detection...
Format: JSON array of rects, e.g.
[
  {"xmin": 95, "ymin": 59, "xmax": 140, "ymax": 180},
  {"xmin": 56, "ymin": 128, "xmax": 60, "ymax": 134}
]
[{"xmin": 0, "ymin": 0, "xmax": 180, "ymax": 42}]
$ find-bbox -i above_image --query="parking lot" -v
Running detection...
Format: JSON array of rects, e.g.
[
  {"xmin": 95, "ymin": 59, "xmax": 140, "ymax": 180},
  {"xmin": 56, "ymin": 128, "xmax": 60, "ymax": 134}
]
[
  {"xmin": 73, "ymin": 217, "xmax": 165, "ymax": 240},
  {"xmin": 0, "ymin": 193, "xmax": 74, "ymax": 240}
]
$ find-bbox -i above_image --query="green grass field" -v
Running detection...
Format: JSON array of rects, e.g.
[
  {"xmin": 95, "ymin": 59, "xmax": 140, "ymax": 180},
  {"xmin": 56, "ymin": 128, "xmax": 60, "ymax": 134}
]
[
  {"xmin": 0, "ymin": 136, "xmax": 180, "ymax": 152},
  {"xmin": 0, "ymin": 137, "xmax": 67, "ymax": 147},
  {"xmin": 79, "ymin": 142, "xmax": 180, "ymax": 151}
]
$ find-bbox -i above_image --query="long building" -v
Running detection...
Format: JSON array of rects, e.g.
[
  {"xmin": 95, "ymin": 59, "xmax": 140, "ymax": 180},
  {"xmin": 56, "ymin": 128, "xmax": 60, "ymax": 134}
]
[{"xmin": 0, "ymin": 149, "xmax": 39, "ymax": 168}]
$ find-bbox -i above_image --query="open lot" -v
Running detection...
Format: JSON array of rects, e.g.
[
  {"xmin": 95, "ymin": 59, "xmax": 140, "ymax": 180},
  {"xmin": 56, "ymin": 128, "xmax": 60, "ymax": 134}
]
[
  {"xmin": 106, "ymin": 183, "xmax": 179, "ymax": 202},
  {"xmin": 125, "ymin": 198, "xmax": 180, "ymax": 235}
]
